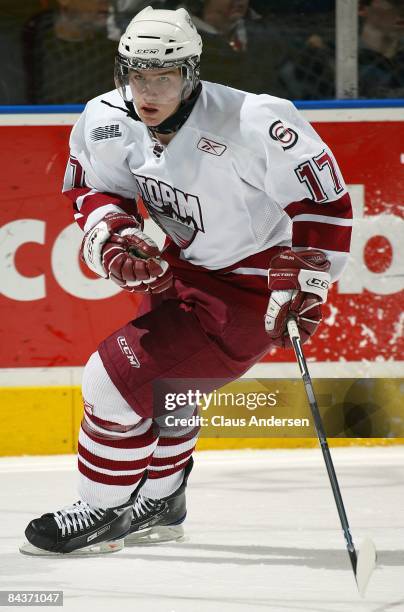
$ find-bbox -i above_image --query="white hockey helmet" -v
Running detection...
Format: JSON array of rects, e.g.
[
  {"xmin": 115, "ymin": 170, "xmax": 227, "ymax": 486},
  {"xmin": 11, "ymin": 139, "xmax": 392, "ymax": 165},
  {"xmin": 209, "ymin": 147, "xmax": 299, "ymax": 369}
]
[{"xmin": 115, "ymin": 6, "xmax": 202, "ymax": 103}]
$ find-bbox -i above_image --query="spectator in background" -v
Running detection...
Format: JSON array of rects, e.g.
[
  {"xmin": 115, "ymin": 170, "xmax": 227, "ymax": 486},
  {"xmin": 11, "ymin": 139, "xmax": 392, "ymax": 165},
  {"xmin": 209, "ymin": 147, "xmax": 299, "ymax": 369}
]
[
  {"xmin": 0, "ymin": 14, "xmax": 27, "ymax": 104},
  {"xmin": 23, "ymin": 0, "xmax": 117, "ymax": 104},
  {"xmin": 176, "ymin": 0, "xmax": 285, "ymax": 95},
  {"xmin": 273, "ymin": 3, "xmax": 335, "ymax": 101},
  {"xmin": 359, "ymin": 0, "xmax": 404, "ymax": 98},
  {"xmin": 277, "ymin": 0, "xmax": 404, "ymax": 100},
  {"xmin": 106, "ymin": 0, "xmax": 170, "ymax": 40},
  {"xmin": 277, "ymin": 31, "xmax": 335, "ymax": 100},
  {"xmin": 250, "ymin": 0, "xmax": 335, "ymax": 19},
  {"xmin": 0, "ymin": 0, "xmax": 43, "ymax": 104}
]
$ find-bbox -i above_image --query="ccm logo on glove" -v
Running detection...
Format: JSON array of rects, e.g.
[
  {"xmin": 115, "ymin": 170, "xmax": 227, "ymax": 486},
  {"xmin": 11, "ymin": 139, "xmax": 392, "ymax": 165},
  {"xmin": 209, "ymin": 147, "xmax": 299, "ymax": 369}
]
[
  {"xmin": 306, "ymin": 277, "xmax": 329, "ymax": 290},
  {"xmin": 265, "ymin": 249, "xmax": 331, "ymax": 348}
]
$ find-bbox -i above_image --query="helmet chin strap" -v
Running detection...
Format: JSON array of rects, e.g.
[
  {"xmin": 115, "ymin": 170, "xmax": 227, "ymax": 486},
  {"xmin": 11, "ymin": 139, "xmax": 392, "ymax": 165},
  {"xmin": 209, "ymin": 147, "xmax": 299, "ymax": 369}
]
[{"xmin": 124, "ymin": 82, "xmax": 202, "ymax": 135}]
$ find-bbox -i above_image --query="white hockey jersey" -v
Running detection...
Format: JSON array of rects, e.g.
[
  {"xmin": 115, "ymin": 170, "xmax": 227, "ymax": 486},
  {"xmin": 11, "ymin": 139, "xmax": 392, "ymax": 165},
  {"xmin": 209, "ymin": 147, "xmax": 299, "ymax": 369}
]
[{"xmin": 63, "ymin": 81, "xmax": 352, "ymax": 282}]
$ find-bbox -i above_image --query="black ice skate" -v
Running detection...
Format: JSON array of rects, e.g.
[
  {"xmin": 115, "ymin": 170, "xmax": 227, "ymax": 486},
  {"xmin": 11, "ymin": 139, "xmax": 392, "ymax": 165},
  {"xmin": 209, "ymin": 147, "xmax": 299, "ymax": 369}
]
[
  {"xmin": 125, "ymin": 457, "xmax": 193, "ymax": 545},
  {"xmin": 20, "ymin": 476, "xmax": 147, "ymax": 556}
]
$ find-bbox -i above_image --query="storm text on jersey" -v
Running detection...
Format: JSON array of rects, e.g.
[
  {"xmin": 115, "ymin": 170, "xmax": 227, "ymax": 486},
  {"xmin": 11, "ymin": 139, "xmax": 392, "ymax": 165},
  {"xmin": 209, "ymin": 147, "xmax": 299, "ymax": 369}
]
[{"xmin": 133, "ymin": 174, "xmax": 204, "ymax": 248}]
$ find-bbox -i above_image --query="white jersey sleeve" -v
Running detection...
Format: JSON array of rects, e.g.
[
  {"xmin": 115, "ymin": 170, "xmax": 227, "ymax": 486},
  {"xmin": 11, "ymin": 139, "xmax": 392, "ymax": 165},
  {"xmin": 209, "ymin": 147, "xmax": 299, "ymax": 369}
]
[
  {"xmin": 242, "ymin": 95, "xmax": 352, "ymax": 281},
  {"xmin": 62, "ymin": 93, "xmax": 140, "ymax": 232}
]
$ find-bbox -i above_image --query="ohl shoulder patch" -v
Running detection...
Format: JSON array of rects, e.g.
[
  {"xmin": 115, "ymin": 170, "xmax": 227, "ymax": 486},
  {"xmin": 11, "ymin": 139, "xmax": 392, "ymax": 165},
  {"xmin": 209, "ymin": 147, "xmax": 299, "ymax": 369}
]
[{"xmin": 90, "ymin": 124, "xmax": 122, "ymax": 142}]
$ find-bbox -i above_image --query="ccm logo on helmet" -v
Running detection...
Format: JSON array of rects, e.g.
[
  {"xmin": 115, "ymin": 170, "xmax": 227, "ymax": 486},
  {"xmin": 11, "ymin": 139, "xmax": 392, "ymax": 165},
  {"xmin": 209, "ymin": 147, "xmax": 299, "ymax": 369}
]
[
  {"xmin": 307, "ymin": 278, "xmax": 329, "ymax": 290},
  {"xmin": 134, "ymin": 48, "xmax": 159, "ymax": 54}
]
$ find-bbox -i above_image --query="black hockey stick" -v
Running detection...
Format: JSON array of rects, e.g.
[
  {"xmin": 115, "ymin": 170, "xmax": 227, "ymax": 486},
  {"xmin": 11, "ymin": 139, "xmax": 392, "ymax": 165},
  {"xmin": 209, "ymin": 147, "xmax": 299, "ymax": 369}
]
[{"xmin": 287, "ymin": 318, "xmax": 376, "ymax": 597}]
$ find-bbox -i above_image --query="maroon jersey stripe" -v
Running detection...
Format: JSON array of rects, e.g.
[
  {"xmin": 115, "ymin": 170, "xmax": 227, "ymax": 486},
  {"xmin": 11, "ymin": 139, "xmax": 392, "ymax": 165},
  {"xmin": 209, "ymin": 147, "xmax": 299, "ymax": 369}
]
[
  {"xmin": 292, "ymin": 222, "xmax": 352, "ymax": 252},
  {"xmin": 285, "ymin": 192, "xmax": 353, "ymax": 219},
  {"xmin": 64, "ymin": 188, "xmax": 137, "ymax": 229},
  {"xmin": 78, "ymin": 193, "xmax": 136, "ymax": 217}
]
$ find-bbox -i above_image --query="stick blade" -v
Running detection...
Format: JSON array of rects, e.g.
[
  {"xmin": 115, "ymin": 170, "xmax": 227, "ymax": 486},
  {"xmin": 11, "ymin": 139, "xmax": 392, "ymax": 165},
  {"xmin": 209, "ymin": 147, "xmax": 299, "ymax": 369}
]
[{"xmin": 356, "ymin": 538, "xmax": 377, "ymax": 597}]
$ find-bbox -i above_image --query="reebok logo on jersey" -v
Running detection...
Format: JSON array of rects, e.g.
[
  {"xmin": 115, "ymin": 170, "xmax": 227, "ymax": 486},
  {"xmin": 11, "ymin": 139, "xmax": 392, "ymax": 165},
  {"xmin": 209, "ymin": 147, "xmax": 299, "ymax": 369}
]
[
  {"xmin": 117, "ymin": 336, "xmax": 140, "ymax": 368},
  {"xmin": 269, "ymin": 120, "xmax": 298, "ymax": 150},
  {"xmin": 90, "ymin": 124, "xmax": 122, "ymax": 142},
  {"xmin": 197, "ymin": 137, "xmax": 227, "ymax": 156}
]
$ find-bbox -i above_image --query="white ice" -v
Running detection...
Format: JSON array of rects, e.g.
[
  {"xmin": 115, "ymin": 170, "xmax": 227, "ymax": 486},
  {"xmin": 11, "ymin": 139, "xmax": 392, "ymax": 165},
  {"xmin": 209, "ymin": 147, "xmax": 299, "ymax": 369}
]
[{"xmin": 1, "ymin": 447, "xmax": 403, "ymax": 612}]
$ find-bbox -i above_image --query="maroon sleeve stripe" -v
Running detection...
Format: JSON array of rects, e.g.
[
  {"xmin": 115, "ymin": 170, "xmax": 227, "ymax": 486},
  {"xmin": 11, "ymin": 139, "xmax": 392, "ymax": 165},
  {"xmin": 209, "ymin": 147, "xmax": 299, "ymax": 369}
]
[
  {"xmin": 69, "ymin": 156, "xmax": 85, "ymax": 187},
  {"xmin": 63, "ymin": 187, "xmax": 93, "ymax": 230},
  {"xmin": 75, "ymin": 216, "xmax": 86, "ymax": 231},
  {"xmin": 78, "ymin": 192, "xmax": 136, "ymax": 217},
  {"xmin": 63, "ymin": 186, "xmax": 93, "ymax": 204},
  {"xmin": 285, "ymin": 192, "xmax": 353, "ymax": 220},
  {"xmin": 63, "ymin": 188, "xmax": 138, "ymax": 230},
  {"xmin": 292, "ymin": 222, "xmax": 352, "ymax": 252}
]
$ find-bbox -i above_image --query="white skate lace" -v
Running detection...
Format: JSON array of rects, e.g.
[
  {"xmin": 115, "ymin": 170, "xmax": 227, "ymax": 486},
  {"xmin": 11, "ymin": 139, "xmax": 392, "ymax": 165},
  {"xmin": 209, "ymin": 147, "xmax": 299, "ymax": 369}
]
[
  {"xmin": 53, "ymin": 501, "xmax": 105, "ymax": 537},
  {"xmin": 132, "ymin": 494, "xmax": 159, "ymax": 519}
]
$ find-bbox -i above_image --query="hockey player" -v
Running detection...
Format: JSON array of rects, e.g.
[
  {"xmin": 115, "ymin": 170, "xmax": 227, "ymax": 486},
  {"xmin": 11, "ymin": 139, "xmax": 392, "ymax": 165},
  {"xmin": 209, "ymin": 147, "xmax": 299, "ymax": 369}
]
[{"xmin": 20, "ymin": 6, "xmax": 352, "ymax": 555}]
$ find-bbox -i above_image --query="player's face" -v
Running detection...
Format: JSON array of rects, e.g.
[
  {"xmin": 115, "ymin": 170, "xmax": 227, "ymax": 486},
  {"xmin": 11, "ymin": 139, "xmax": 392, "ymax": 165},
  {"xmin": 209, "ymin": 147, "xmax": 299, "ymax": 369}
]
[{"xmin": 129, "ymin": 68, "xmax": 183, "ymax": 127}]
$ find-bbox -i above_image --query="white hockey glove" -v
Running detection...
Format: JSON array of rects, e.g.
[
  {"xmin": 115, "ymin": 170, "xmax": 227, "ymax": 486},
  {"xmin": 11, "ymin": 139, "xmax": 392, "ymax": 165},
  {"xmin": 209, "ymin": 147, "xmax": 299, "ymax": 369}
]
[{"xmin": 265, "ymin": 249, "xmax": 331, "ymax": 348}]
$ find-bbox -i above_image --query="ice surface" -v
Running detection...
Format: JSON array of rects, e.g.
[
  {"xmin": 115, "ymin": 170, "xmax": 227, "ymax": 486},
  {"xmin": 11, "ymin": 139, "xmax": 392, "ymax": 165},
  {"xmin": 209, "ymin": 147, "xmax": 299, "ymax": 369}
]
[{"xmin": 1, "ymin": 447, "xmax": 403, "ymax": 612}]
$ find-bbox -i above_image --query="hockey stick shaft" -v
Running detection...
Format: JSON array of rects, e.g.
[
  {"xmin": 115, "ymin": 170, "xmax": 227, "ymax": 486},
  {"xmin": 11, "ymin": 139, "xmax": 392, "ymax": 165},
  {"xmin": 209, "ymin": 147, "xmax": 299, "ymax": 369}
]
[{"xmin": 287, "ymin": 318, "xmax": 358, "ymax": 575}]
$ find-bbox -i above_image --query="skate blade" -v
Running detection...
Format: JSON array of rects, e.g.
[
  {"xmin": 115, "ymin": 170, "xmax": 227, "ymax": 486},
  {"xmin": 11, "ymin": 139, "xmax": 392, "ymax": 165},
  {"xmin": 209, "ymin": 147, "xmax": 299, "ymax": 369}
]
[
  {"xmin": 125, "ymin": 524, "xmax": 184, "ymax": 545},
  {"xmin": 19, "ymin": 538, "xmax": 124, "ymax": 557}
]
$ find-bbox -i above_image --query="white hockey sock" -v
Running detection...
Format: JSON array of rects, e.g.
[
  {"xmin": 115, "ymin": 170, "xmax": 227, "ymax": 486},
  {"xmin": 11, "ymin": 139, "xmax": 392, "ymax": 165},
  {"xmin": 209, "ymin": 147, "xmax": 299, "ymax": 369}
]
[
  {"xmin": 78, "ymin": 351, "xmax": 158, "ymax": 508},
  {"xmin": 77, "ymin": 421, "xmax": 159, "ymax": 509},
  {"xmin": 140, "ymin": 431, "xmax": 198, "ymax": 499}
]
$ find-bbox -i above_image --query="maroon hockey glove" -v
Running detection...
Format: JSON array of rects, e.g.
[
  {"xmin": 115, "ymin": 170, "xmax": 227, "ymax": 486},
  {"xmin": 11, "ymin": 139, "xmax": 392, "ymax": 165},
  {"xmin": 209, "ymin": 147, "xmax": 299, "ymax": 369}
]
[
  {"xmin": 81, "ymin": 212, "xmax": 173, "ymax": 294},
  {"xmin": 265, "ymin": 249, "xmax": 331, "ymax": 348}
]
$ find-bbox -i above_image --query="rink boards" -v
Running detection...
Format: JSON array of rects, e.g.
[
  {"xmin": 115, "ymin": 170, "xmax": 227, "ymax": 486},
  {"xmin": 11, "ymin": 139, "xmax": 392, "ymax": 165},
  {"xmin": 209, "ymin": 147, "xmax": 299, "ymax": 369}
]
[
  {"xmin": 0, "ymin": 105, "xmax": 403, "ymax": 455},
  {"xmin": 1, "ymin": 370, "xmax": 404, "ymax": 456}
]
